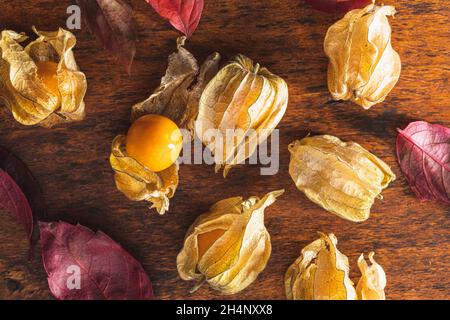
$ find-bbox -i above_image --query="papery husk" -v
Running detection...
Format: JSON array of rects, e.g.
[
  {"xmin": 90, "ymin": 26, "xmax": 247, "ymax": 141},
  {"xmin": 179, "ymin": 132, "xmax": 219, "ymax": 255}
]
[
  {"xmin": 196, "ymin": 55, "xmax": 288, "ymax": 177},
  {"xmin": 288, "ymin": 135, "xmax": 395, "ymax": 222},
  {"xmin": 177, "ymin": 190, "xmax": 284, "ymax": 294},
  {"xmin": 285, "ymin": 233, "xmax": 356, "ymax": 300},
  {"xmin": 324, "ymin": 2, "xmax": 401, "ymax": 109},
  {"xmin": 356, "ymin": 252, "xmax": 386, "ymax": 300},
  {"xmin": 109, "ymin": 135, "xmax": 178, "ymax": 215},
  {"xmin": 0, "ymin": 27, "xmax": 87, "ymax": 127},
  {"xmin": 132, "ymin": 36, "xmax": 221, "ymax": 135},
  {"xmin": 110, "ymin": 37, "xmax": 219, "ymax": 214}
]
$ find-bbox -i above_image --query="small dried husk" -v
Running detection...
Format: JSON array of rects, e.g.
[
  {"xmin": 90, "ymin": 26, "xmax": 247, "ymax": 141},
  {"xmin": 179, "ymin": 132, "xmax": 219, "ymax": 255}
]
[
  {"xmin": 110, "ymin": 37, "xmax": 220, "ymax": 214},
  {"xmin": 285, "ymin": 233, "xmax": 387, "ymax": 300},
  {"xmin": 132, "ymin": 37, "xmax": 221, "ymax": 134},
  {"xmin": 288, "ymin": 135, "xmax": 395, "ymax": 222},
  {"xmin": 324, "ymin": 2, "xmax": 401, "ymax": 109},
  {"xmin": 356, "ymin": 252, "xmax": 386, "ymax": 300},
  {"xmin": 285, "ymin": 233, "xmax": 356, "ymax": 300},
  {"xmin": 196, "ymin": 55, "xmax": 288, "ymax": 177},
  {"xmin": 0, "ymin": 27, "xmax": 87, "ymax": 127},
  {"xmin": 177, "ymin": 190, "xmax": 284, "ymax": 294}
]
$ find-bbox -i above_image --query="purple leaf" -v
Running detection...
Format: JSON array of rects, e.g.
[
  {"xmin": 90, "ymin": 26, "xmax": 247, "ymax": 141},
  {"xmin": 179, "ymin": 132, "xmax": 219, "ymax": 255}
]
[
  {"xmin": 304, "ymin": 0, "xmax": 371, "ymax": 14},
  {"xmin": 0, "ymin": 169, "xmax": 33, "ymax": 245},
  {"xmin": 396, "ymin": 121, "xmax": 450, "ymax": 204},
  {"xmin": 76, "ymin": 0, "xmax": 138, "ymax": 74},
  {"xmin": 40, "ymin": 221, "xmax": 154, "ymax": 300},
  {"xmin": 0, "ymin": 146, "xmax": 46, "ymax": 254}
]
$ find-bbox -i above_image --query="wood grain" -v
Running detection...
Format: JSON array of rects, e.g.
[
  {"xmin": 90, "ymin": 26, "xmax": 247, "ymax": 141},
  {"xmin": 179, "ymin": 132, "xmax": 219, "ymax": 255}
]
[{"xmin": 0, "ymin": 0, "xmax": 449, "ymax": 300}]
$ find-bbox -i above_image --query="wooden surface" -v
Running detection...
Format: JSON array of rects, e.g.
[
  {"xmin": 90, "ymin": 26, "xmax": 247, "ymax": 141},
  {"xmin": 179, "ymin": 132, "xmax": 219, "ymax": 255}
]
[{"xmin": 0, "ymin": 0, "xmax": 449, "ymax": 300}]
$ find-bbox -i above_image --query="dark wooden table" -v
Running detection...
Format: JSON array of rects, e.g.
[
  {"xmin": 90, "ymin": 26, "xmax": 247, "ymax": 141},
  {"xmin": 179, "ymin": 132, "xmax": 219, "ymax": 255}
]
[{"xmin": 0, "ymin": 0, "xmax": 449, "ymax": 300}]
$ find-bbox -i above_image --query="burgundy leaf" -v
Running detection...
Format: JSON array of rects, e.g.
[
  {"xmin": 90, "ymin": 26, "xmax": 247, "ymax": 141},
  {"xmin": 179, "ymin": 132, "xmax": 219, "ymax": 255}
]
[
  {"xmin": 0, "ymin": 146, "xmax": 45, "ymax": 255},
  {"xmin": 146, "ymin": 0, "xmax": 204, "ymax": 37},
  {"xmin": 0, "ymin": 169, "xmax": 33, "ymax": 244},
  {"xmin": 396, "ymin": 121, "xmax": 450, "ymax": 204},
  {"xmin": 40, "ymin": 221, "xmax": 154, "ymax": 300},
  {"xmin": 304, "ymin": 0, "xmax": 371, "ymax": 14},
  {"xmin": 76, "ymin": 0, "xmax": 138, "ymax": 74}
]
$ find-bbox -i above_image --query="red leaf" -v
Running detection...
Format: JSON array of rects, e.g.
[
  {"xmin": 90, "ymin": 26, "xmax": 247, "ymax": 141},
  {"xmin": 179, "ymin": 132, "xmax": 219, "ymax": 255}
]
[
  {"xmin": 76, "ymin": 0, "xmax": 138, "ymax": 74},
  {"xmin": 397, "ymin": 121, "xmax": 450, "ymax": 204},
  {"xmin": 304, "ymin": 0, "xmax": 371, "ymax": 14},
  {"xmin": 147, "ymin": 0, "xmax": 204, "ymax": 37},
  {"xmin": 40, "ymin": 221, "xmax": 154, "ymax": 300},
  {"xmin": 0, "ymin": 146, "xmax": 46, "ymax": 254},
  {"xmin": 0, "ymin": 169, "xmax": 33, "ymax": 245}
]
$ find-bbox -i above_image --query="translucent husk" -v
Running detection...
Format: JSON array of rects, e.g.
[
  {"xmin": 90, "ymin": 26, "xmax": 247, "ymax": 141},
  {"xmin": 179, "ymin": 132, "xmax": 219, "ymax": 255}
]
[
  {"xmin": 285, "ymin": 233, "xmax": 356, "ymax": 300},
  {"xmin": 288, "ymin": 135, "xmax": 395, "ymax": 222},
  {"xmin": 0, "ymin": 27, "xmax": 87, "ymax": 127},
  {"xmin": 324, "ymin": 2, "xmax": 401, "ymax": 109},
  {"xmin": 285, "ymin": 233, "xmax": 387, "ymax": 300},
  {"xmin": 177, "ymin": 190, "xmax": 284, "ymax": 294},
  {"xmin": 110, "ymin": 37, "xmax": 220, "ymax": 214},
  {"xmin": 195, "ymin": 55, "xmax": 288, "ymax": 177},
  {"xmin": 356, "ymin": 252, "xmax": 386, "ymax": 300}
]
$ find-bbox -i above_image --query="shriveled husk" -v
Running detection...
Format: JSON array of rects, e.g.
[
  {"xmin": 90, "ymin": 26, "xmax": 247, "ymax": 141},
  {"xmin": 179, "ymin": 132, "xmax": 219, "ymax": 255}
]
[
  {"xmin": 132, "ymin": 37, "xmax": 221, "ymax": 134},
  {"xmin": 110, "ymin": 135, "xmax": 178, "ymax": 214},
  {"xmin": 324, "ymin": 2, "xmax": 401, "ymax": 109},
  {"xmin": 110, "ymin": 37, "xmax": 220, "ymax": 214},
  {"xmin": 196, "ymin": 55, "xmax": 288, "ymax": 177},
  {"xmin": 288, "ymin": 135, "xmax": 395, "ymax": 222},
  {"xmin": 356, "ymin": 252, "xmax": 386, "ymax": 300},
  {"xmin": 177, "ymin": 190, "xmax": 284, "ymax": 294},
  {"xmin": 285, "ymin": 233, "xmax": 387, "ymax": 300},
  {"xmin": 0, "ymin": 27, "xmax": 87, "ymax": 127},
  {"xmin": 285, "ymin": 233, "xmax": 356, "ymax": 300}
]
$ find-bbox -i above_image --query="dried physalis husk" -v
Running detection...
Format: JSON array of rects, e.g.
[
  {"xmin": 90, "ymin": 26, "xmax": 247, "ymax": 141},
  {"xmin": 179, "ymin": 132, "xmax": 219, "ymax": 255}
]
[
  {"xmin": 110, "ymin": 37, "xmax": 220, "ymax": 214},
  {"xmin": 196, "ymin": 55, "xmax": 288, "ymax": 177},
  {"xmin": 132, "ymin": 37, "xmax": 221, "ymax": 134},
  {"xmin": 324, "ymin": 2, "xmax": 401, "ymax": 109},
  {"xmin": 285, "ymin": 233, "xmax": 387, "ymax": 300},
  {"xmin": 285, "ymin": 233, "xmax": 356, "ymax": 300},
  {"xmin": 288, "ymin": 135, "xmax": 395, "ymax": 222},
  {"xmin": 356, "ymin": 252, "xmax": 386, "ymax": 300},
  {"xmin": 109, "ymin": 135, "xmax": 178, "ymax": 214},
  {"xmin": 0, "ymin": 27, "xmax": 87, "ymax": 127},
  {"xmin": 177, "ymin": 190, "xmax": 284, "ymax": 294}
]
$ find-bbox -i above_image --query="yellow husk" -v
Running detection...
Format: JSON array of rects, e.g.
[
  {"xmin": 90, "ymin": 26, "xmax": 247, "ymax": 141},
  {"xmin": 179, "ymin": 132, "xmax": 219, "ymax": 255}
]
[
  {"xmin": 285, "ymin": 233, "xmax": 356, "ymax": 300},
  {"xmin": 196, "ymin": 55, "xmax": 288, "ymax": 177},
  {"xmin": 109, "ymin": 135, "xmax": 178, "ymax": 215},
  {"xmin": 324, "ymin": 2, "xmax": 401, "ymax": 109},
  {"xmin": 356, "ymin": 252, "xmax": 386, "ymax": 300},
  {"xmin": 177, "ymin": 190, "xmax": 284, "ymax": 294},
  {"xmin": 110, "ymin": 37, "xmax": 219, "ymax": 214},
  {"xmin": 285, "ymin": 233, "xmax": 387, "ymax": 300},
  {"xmin": 288, "ymin": 135, "xmax": 395, "ymax": 222},
  {"xmin": 0, "ymin": 27, "xmax": 87, "ymax": 127}
]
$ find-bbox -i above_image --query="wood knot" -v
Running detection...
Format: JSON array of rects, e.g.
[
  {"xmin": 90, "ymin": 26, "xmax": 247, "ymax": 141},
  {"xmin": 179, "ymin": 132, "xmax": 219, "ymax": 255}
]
[{"xmin": 5, "ymin": 278, "xmax": 22, "ymax": 292}]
